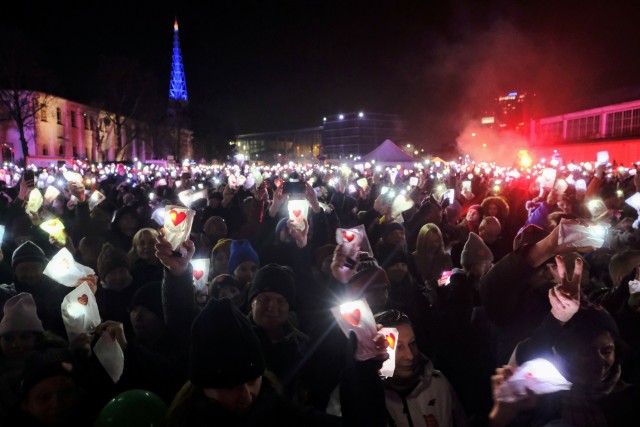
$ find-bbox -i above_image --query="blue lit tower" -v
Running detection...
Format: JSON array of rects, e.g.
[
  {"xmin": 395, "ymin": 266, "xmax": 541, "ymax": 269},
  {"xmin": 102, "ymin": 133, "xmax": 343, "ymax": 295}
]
[
  {"xmin": 169, "ymin": 18, "xmax": 188, "ymax": 102},
  {"xmin": 166, "ymin": 18, "xmax": 192, "ymax": 160}
]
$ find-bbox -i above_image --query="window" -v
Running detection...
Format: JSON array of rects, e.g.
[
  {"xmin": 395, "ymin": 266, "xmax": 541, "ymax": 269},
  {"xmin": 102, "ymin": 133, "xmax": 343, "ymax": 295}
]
[
  {"xmin": 72, "ymin": 146, "xmax": 78, "ymax": 157},
  {"xmin": 56, "ymin": 108, "xmax": 62, "ymax": 125},
  {"xmin": 58, "ymin": 145, "xmax": 64, "ymax": 156},
  {"xmin": 40, "ymin": 105, "xmax": 48, "ymax": 122},
  {"xmin": 42, "ymin": 146, "xmax": 48, "ymax": 156},
  {"xmin": 566, "ymin": 115, "xmax": 600, "ymax": 140},
  {"xmin": 84, "ymin": 114, "xmax": 90, "ymax": 130},
  {"xmin": 70, "ymin": 111, "xmax": 76, "ymax": 128},
  {"xmin": 605, "ymin": 107, "xmax": 640, "ymax": 137}
]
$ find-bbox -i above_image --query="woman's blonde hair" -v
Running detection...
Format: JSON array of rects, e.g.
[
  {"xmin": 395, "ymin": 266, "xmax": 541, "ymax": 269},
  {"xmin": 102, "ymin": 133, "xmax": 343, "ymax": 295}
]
[
  {"xmin": 414, "ymin": 223, "xmax": 444, "ymax": 257},
  {"xmin": 127, "ymin": 227, "xmax": 159, "ymax": 263}
]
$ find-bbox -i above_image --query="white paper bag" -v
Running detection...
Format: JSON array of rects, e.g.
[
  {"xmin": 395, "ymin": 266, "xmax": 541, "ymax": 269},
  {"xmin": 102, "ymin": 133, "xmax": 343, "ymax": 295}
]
[
  {"xmin": 26, "ymin": 189, "xmax": 43, "ymax": 214},
  {"xmin": 61, "ymin": 282, "xmax": 101, "ymax": 343},
  {"xmin": 558, "ymin": 223, "xmax": 606, "ymax": 248},
  {"xmin": 625, "ymin": 192, "xmax": 640, "ymax": 210},
  {"xmin": 93, "ymin": 333, "xmax": 125, "ymax": 383},
  {"xmin": 88, "ymin": 191, "xmax": 106, "ymax": 211},
  {"xmin": 43, "ymin": 186, "xmax": 61, "ymax": 204},
  {"xmin": 162, "ymin": 205, "xmax": 196, "ymax": 251},
  {"xmin": 191, "ymin": 258, "xmax": 210, "ymax": 292},
  {"xmin": 331, "ymin": 299, "xmax": 380, "ymax": 361},
  {"xmin": 495, "ymin": 359, "xmax": 572, "ymax": 402},
  {"xmin": 379, "ymin": 327, "xmax": 398, "ymax": 378},
  {"xmin": 44, "ymin": 248, "xmax": 95, "ymax": 287},
  {"xmin": 287, "ymin": 200, "xmax": 309, "ymax": 230}
]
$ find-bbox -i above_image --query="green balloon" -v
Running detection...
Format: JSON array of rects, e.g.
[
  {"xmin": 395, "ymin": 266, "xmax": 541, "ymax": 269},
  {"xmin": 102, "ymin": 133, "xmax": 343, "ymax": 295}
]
[{"xmin": 95, "ymin": 389, "xmax": 167, "ymax": 427}]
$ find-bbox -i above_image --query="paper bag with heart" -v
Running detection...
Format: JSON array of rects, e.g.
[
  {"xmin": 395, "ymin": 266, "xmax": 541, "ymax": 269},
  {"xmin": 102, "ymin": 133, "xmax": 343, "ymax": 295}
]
[
  {"xmin": 495, "ymin": 358, "xmax": 571, "ymax": 402},
  {"xmin": 39, "ymin": 218, "xmax": 66, "ymax": 245},
  {"xmin": 379, "ymin": 327, "xmax": 398, "ymax": 378},
  {"xmin": 26, "ymin": 188, "xmax": 43, "ymax": 214},
  {"xmin": 61, "ymin": 282, "xmax": 101, "ymax": 343},
  {"xmin": 162, "ymin": 205, "xmax": 196, "ymax": 251},
  {"xmin": 44, "ymin": 247, "xmax": 95, "ymax": 287},
  {"xmin": 331, "ymin": 299, "xmax": 379, "ymax": 361},
  {"xmin": 336, "ymin": 224, "xmax": 374, "ymax": 264},
  {"xmin": 287, "ymin": 200, "xmax": 309, "ymax": 230},
  {"xmin": 191, "ymin": 258, "xmax": 210, "ymax": 292},
  {"xmin": 93, "ymin": 332, "xmax": 125, "ymax": 383}
]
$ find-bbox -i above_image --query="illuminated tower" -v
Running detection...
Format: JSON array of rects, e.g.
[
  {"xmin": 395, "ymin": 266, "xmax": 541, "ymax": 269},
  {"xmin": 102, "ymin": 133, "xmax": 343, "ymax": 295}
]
[
  {"xmin": 166, "ymin": 18, "xmax": 193, "ymax": 160},
  {"xmin": 169, "ymin": 18, "xmax": 188, "ymax": 102}
]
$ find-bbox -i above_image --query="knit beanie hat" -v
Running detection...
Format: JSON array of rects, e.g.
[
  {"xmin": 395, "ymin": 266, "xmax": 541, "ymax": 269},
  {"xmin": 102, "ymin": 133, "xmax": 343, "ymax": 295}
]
[
  {"xmin": 189, "ymin": 298, "xmax": 265, "ymax": 388},
  {"xmin": 381, "ymin": 222, "xmax": 405, "ymax": 240},
  {"xmin": 554, "ymin": 304, "xmax": 621, "ymax": 356},
  {"xmin": 209, "ymin": 274, "xmax": 243, "ymax": 298},
  {"xmin": 315, "ymin": 244, "xmax": 336, "ymax": 270},
  {"xmin": 21, "ymin": 342, "xmax": 74, "ymax": 396},
  {"xmin": 212, "ymin": 238, "xmax": 233, "ymax": 255},
  {"xmin": 460, "ymin": 232, "xmax": 494, "ymax": 268},
  {"xmin": 11, "ymin": 241, "xmax": 48, "ymax": 269},
  {"xmin": 248, "ymin": 264, "xmax": 296, "ymax": 307},
  {"xmin": 513, "ymin": 224, "xmax": 549, "ymax": 251},
  {"xmin": 97, "ymin": 243, "xmax": 130, "ymax": 280},
  {"xmin": 129, "ymin": 281, "xmax": 163, "ymax": 320},
  {"xmin": 227, "ymin": 239, "xmax": 260, "ymax": 275},
  {"xmin": 0, "ymin": 293, "xmax": 44, "ymax": 336},
  {"xmin": 348, "ymin": 254, "xmax": 389, "ymax": 292}
]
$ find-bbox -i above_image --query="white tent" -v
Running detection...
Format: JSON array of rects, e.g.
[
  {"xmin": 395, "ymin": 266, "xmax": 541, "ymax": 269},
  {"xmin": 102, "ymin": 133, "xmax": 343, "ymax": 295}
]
[{"xmin": 360, "ymin": 139, "xmax": 415, "ymax": 167}]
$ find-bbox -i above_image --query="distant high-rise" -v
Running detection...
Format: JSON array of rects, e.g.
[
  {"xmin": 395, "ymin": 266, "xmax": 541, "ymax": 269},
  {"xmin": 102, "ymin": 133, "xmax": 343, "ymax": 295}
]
[
  {"xmin": 169, "ymin": 18, "xmax": 188, "ymax": 103},
  {"xmin": 481, "ymin": 91, "xmax": 534, "ymax": 134}
]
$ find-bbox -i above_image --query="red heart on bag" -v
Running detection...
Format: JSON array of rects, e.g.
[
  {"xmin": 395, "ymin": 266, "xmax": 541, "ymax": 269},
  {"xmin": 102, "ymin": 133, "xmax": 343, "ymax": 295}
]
[
  {"xmin": 343, "ymin": 230, "xmax": 355, "ymax": 242},
  {"xmin": 193, "ymin": 270, "xmax": 204, "ymax": 280},
  {"xmin": 293, "ymin": 209, "xmax": 302, "ymax": 217},
  {"xmin": 77, "ymin": 294, "xmax": 88, "ymax": 306},
  {"xmin": 341, "ymin": 308, "xmax": 361, "ymax": 327},
  {"xmin": 386, "ymin": 332, "xmax": 396, "ymax": 350},
  {"xmin": 170, "ymin": 209, "xmax": 186, "ymax": 226}
]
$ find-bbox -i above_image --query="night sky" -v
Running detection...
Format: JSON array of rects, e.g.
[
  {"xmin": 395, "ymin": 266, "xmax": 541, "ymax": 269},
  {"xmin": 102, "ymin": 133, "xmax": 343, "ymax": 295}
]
[{"xmin": 4, "ymin": 0, "xmax": 640, "ymax": 154}]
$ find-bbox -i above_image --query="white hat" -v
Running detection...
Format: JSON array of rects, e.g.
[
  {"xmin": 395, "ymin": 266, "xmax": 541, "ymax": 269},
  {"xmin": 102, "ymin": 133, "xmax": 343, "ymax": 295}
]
[{"xmin": 0, "ymin": 293, "xmax": 44, "ymax": 336}]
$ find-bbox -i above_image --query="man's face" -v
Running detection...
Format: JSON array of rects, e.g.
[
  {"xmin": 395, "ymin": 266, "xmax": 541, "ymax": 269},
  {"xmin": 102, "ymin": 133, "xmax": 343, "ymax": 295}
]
[
  {"xmin": 386, "ymin": 262, "xmax": 408, "ymax": 283},
  {"xmin": 104, "ymin": 267, "xmax": 132, "ymax": 291},
  {"xmin": 557, "ymin": 199, "xmax": 572, "ymax": 214},
  {"xmin": 211, "ymin": 251, "xmax": 229, "ymax": 275},
  {"xmin": 251, "ymin": 291, "xmax": 289, "ymax": 331},
  {"xmin": 14, "ymin": 261, "xmax": 44, "ymax": 286},
  {"xmin": 481, "ymin": 223, "xmax": 501, "ymax": 244},
  {"xmin": 564, "ymin": 331, "xmax": 616, "ymax": 387},
  {"xmin": 386, "ymin": 229, "xmax": 406, "ymax": 246},
  {"xmin": 130, "ymin": 306, "xmax": 164, "ymax": 342},
  {"xmin": 234, "ymin": 261, "xmax": 258, "ymax": 284},
  {"xmin": 393, "ymin": 324, "xmax": 418, "ymax": 379},
  {"xmin": 486, "ymin": 203, "xmax": 499, "ymax": 217},
  {"xmin": 204, "ymin": 376, "xmax": 262, "ymax": 413}
]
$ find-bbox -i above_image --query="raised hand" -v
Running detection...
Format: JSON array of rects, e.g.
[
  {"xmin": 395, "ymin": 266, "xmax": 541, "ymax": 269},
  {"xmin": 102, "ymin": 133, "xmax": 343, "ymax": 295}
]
[{"xmin": 155, "ymin": 233, "xmax": 195, "ymax": 276}]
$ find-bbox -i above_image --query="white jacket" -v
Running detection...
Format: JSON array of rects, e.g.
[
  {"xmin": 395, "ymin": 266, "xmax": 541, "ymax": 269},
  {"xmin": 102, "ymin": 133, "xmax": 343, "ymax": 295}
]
[{"xmin": 384, "ymin": 358, "xmax": 467, "ymax": 427}]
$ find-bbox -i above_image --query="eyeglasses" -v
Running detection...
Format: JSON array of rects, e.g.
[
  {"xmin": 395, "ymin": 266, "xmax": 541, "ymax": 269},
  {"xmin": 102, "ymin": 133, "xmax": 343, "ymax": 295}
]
[{"xmin": 254, "ymin": 294, "xmax": 288, "ymax": 307}]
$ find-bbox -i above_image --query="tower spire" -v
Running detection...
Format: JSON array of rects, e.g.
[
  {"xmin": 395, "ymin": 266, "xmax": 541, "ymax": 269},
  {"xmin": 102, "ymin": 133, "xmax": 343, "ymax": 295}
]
[{"xmin": 169, "ymin": 17, "xmax": 188, "ymax": 102}]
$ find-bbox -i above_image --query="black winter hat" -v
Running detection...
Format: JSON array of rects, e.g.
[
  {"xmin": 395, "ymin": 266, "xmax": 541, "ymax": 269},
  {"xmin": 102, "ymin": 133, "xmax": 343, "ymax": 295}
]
[
  {"xmin": 189, "ymin": 298, "xmax": 265, "ymax": 388},
  {"xmin": 129, "ymin": 281, "xmax": 163, "ymax": 320},
  {"xmin": 12, "ymin": 241, "xmax": 48, "ymax": 268},
  {"xmin": 248, "ymin": 264, "xmax": 296, "ymax": 307},
  {"xmin": 21, "ymin": 342, "xmax": 74, "ymax": 396}
]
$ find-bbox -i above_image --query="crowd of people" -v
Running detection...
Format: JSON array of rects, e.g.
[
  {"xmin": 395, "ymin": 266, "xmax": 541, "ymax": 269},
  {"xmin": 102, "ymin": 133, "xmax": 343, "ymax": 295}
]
[{"xmin": 0, "ymin": 156, "xmax": 639, "ymax": 426}]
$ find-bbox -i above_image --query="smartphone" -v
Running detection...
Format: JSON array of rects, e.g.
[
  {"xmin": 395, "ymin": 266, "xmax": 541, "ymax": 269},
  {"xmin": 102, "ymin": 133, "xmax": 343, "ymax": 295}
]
[
  {"xmin": 462, "ymin": 180, "xmax": 472, "ymax": 192},
  {"xmin": 438, "ymin": 270, "xmax": 453, "ymax": 286},
  {"xmin": 283, "ymin": 181, "xmax": 306, "ymax": 194},
  {"xmin": 24, "ymin": 170, "xmax": 35, "ymax": 188}
]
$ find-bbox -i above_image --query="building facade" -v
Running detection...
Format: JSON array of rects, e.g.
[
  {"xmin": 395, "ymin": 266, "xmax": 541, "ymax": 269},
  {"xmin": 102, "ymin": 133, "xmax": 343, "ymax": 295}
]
[
  {"xmin": 320, "ymin": 112, "xmax": 406, "ymax": 159},
  {"xmin": 0, "ymin": 91, "xmax": 158, "ymax": 164},
  {"xmin": 234, "ymin": 127, "xmax": 321, "ymax": 163}
]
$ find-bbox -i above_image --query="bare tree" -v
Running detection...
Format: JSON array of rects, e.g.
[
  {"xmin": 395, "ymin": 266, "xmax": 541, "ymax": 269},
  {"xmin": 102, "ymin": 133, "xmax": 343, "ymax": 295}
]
[{"xmin": 0, "ymin": 29, "xmax": 55, "ymax": 163}]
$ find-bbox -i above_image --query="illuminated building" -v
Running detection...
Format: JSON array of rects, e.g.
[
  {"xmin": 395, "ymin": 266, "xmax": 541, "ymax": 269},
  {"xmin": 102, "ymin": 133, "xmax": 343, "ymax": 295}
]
[
  {"xmin": 481, "ymin": 91, "xmax": 534, "ymax": 135},
  {"xmin": 233, "ymin": 127, "xmax": 322, "ymax": 163},
  {"xmin": 0, "ymin": 20, "xmax": 193, "ymax": 164},
  {"xmin": 320, "ymin": 112, "xmax": 406, "ymax": 159}
]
